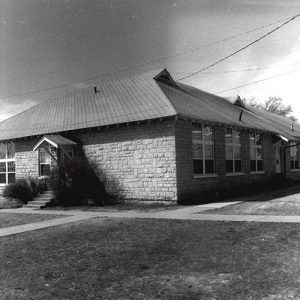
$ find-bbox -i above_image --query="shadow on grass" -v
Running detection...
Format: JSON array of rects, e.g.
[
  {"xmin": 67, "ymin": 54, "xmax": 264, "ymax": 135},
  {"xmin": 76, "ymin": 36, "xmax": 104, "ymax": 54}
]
[{"xmin": 179, "ymin": 177, "xmax": 300, "ymax": 205}]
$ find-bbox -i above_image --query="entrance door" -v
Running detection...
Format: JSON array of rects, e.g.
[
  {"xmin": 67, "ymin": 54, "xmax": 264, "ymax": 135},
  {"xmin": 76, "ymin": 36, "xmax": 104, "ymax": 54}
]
[{"xmin": 275, "ymin": 145, "xmax": 281, "ymax": 173}]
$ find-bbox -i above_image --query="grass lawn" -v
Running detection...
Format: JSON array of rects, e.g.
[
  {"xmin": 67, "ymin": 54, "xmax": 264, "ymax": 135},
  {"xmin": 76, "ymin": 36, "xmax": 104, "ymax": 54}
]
[
  {"xmin": 0, "ymin": 218, "xmax": 299, "ymax": 299},
  {"xmin": 0, "ymin": 212, "xmax": 67, "ymax": 229},
  {"xmin": 46, "ymin": 201, "xmax": 179, "ymax": 212},
  {"xmin": 202, "ymin": 186, "xmax": 300, "ymax": 216}
]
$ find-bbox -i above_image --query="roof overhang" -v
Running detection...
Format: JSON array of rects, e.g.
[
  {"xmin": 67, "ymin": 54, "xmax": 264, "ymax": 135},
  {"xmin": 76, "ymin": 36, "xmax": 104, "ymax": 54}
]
[{"xmin": 33, "ymin": 135, "xmax": 77, "ymax": 151}]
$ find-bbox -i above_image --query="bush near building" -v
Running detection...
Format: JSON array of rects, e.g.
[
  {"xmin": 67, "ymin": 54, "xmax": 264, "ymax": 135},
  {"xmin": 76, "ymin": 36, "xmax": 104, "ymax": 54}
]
[{"xmin": 50, "ymin": 158, "xmax": 112, "ymax": 207}]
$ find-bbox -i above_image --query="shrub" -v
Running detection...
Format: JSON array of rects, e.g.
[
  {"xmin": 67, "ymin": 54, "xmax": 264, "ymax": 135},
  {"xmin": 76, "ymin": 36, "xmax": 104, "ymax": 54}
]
[
  {"xmin": 50, "ymin": 158, "xmax": 111, "ymax": 206},
  {"xmin": 3, "ymin": 179, "xmax": 33, "ymax": 204},
  {"xmin": 27, "ymin": 177, "xmax": 47, "ymax": 197}
]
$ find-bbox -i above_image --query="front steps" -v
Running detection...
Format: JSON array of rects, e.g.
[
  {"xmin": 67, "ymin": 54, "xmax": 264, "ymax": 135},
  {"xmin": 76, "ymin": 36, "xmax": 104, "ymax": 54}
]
[{"xmin": 24, "ymin": 191, "xmax": 54, "ymax": 209}]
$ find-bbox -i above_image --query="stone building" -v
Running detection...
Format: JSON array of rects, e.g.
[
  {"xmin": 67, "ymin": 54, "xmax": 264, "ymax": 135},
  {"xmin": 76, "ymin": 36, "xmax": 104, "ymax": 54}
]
[{"xmin": 0, "ymin": 69, "xmax": 299, "ymax": 202}]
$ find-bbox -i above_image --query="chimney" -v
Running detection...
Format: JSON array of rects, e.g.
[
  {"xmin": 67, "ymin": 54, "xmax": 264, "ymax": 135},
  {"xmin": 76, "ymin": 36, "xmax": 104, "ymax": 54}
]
[
  {"xmin": 239, "ymin": 110, "xmax": 243, "ymax": 121},
  {"xmin": 94, "ymin": 86, "xmax": 100, "ymax": 94}
]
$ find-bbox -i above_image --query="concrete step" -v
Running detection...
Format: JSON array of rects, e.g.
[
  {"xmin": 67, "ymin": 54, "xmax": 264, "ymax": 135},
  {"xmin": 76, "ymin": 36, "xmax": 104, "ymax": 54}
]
[
  {"xmin": 25, "ymin": 204, "xmax": 47, "ymax": 208},
  {"xmin": 30, "ymin": 200, "xmax": 50, "ymax": 205},
  {"xmin": 42, "ymin": 191, "xmax": 53, "ymax": 195},
  {"xmin": 33, "ymin": 196, "xmax": 53, "ymax": 201}
]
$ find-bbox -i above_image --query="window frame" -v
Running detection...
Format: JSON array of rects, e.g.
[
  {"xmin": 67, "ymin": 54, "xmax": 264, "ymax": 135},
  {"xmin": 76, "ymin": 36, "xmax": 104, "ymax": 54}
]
[
  {"xmin": 192, "ymin": 125, "xmax": 216, "ymax": 177},
  {"xmin": 225, "ymin": 128, "xmax": 243, "ymax": 174},
  {"xmin": 0, "ymin": 142, "xmax": 16, "ymax": 185},
  {"xmin": 290, "ymin": 142, "xmax": 299, "ymax": 171},
  {"xmin": 250, "ymin": 132, "xmax": 264, "ymax": 173},
  {"xmin": 38, "ymin": 147, "xmax": 54, "ymax": 178}
]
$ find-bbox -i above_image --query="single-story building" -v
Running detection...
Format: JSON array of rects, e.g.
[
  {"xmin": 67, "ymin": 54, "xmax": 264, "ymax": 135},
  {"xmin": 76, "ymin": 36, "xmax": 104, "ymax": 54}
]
[{"xmin": 0, "ymin": 68, "xmax": 300, "ymax": 202}]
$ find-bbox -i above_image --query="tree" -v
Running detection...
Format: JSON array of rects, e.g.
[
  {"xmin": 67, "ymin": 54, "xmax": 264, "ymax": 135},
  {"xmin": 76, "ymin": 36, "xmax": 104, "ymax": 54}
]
[{"xmin": 243, "ymin": 96, "xmax": 297, "ymax": 121}]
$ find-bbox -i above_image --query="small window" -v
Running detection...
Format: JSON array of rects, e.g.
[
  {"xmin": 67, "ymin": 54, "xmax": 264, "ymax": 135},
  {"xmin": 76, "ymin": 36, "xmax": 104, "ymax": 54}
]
[
  {"xmin": 192, "ymin": 125, "xmax": 215, "ymax": 175},
  {"xmin": 39, "ymin": 148, "xmax": 53, "ymax": 177},
  {"xmin": 290, "ymin": 143, "xmax": 299, "ymax": 171},
  {"xmin": 226, "ymin": 128, "xmax": 242, "ymax": 173},
  {"xmin": 250, "ymin": 133, "xmax": 263, "ymax": 172}
]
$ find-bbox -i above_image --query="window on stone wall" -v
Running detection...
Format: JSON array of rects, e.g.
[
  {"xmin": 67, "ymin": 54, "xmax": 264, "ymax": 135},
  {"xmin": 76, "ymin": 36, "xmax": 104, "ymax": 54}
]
[
  {"xmin": 225, "ymin": 128, "xmax": 242, "ymax": 173},
  {"xmin": 39, "ymin": 148, "xmax": 52, "ymax": 177},
  {"xmin": 290, "ymin": 142, "xmax": 299, "ymax": 171},
  {"xmin": 192, "ymin": 125, "xmax": 215, "ymax": 175},
  {"xmin": 250, "ymin": 133, "xmax": 263, "ymax": 172},
  {"xmin": 0, "ymin": 142, "xmax": 16, "ymax": 184}
]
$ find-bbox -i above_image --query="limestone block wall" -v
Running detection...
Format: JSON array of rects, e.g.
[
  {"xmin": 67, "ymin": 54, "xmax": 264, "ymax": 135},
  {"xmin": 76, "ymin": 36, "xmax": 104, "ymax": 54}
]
[
  {"xmin": 15, "ymin": 138, "xmax": 39, "ymax": 180},
  {"xmin": 73, "ymin": 120, "xmax": 177, "ymax": 201}
]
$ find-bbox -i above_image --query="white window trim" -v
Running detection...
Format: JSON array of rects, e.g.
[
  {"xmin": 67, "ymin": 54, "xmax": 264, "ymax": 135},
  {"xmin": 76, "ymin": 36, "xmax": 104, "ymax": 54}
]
[
  {"xmin": 250, "ymin": 133, "xmax": 263, "ymax": 173},
  {"xmin": 290, "ymin": 142, "xmax": 299, "ymax": 171},
  {"xmin": 0, "ymin": 143, "xmax": 16, "ymax": 185},
  {"xmin": 192, "ymin": 125, "xmax": 215, "ymax": 176},
  {"xmin": 226, "ymin": 172, "xmax": 244, "ymax": 177},
  {"xmin": 38, "ymin": 148, "xmax": 53, "ymax": 178},
  {"xmin": 225, "ymin": 129, "xmax": 242, "ymax": 174},
  {"xmin": 250, "ymin": 171, "xmax": 265, "ymax": 175}
]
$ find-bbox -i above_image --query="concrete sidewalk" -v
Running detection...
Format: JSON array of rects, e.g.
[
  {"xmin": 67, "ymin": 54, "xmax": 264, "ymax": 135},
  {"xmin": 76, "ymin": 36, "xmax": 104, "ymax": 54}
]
[
  {"xmin": 0, "ymin": 214, "xmax": 97, "ymax": 237},
  {"xmin": 1, "ymin": 200, "xmax": 300, "ymax": 238}
]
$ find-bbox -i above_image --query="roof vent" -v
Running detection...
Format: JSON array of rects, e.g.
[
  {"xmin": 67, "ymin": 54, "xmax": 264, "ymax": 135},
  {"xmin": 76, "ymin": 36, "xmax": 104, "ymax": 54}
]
[
  {"xmin": 154, "ymin": 69, "xmax": 177, "ymax": 87},
  {"xmin": 94, "ymin": 86, "xmax": 100, "ymax": 94},
  {"xmin": 234, "ymin": 96, "xmax": 246, "ymax": 108}
]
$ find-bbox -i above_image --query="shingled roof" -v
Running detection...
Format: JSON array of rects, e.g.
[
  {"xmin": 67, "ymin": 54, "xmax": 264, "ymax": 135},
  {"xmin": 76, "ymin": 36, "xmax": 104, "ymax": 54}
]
[{"xmin": 0, "ymin": 68, "xmax": 299, "ymax": 141}]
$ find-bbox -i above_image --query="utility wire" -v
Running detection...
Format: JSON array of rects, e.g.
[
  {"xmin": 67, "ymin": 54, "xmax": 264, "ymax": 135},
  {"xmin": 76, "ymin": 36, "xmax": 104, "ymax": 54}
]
[
  {"xmin": 216, "ymin": 67, "xmax": 300, "ymax": 94},
  {"xmin": 0, "ymin": 14, "xmax": 294, "ymax": 99},
  {"xmin": 2, "ymin": 68, "xmax": 299, "ymax": 133},
  {"xmin": 173, "ymin": 61, "xmax": 300, "ymax": 75},
  {"xmin": 177, "ymin": 12, "xmax": 300, "ymax": 81},
  {"xmin": 1, "ymin": 68, "xmax": 300, "ymax": 133}
]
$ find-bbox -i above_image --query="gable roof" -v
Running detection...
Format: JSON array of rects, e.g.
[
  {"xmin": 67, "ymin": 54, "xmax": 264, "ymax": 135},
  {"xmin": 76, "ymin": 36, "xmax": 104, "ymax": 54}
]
[
  {"xmin": 0, "ymin": 68, "xmax": 299, "ymax": 142},
  {"xmin": 0, "ymin": 70, "xmax": 177, "ymax": 141},
  {"xmin": 33, "ymin": 135, "xmax": 77, "ymax": 151}
]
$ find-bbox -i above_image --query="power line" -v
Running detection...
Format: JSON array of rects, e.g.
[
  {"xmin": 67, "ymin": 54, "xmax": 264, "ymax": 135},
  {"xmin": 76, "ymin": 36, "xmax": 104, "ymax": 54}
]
[
  {"xmin": 2, "ymin": 68, "xmax": 299, "ymax": 134},
  {"xmin": 177, "ymin": 12, "xmax": 300, "ymax": 81},
  {"xmin": 173, "ymin": 61, "xmax": 300, "ymax": 75},
  {"xmin": 216, "ymin": 67, "xmax": 300, "ymax": 94},
  {"xmin": 0, "ymin": 14, "xmax": 294, "ymax": 99}
]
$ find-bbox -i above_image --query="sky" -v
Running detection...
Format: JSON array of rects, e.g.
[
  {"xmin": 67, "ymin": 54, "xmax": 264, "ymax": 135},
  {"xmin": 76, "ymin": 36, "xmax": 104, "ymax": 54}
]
[{"xmin": 0, "ymin": 0, "xmax": 300, "ymax": 122}]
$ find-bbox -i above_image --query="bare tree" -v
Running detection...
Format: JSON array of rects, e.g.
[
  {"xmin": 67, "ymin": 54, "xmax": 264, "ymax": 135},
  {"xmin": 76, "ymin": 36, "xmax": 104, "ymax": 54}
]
[{"xmin": 243, "ymin": 96, "xmax": 297, "ymax": 122}]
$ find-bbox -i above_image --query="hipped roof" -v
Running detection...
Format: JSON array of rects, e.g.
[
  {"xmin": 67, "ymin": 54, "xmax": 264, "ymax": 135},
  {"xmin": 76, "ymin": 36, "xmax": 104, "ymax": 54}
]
[{"xmin": 0, "ymin": 68, "xmax": 299, "ymax": 141}]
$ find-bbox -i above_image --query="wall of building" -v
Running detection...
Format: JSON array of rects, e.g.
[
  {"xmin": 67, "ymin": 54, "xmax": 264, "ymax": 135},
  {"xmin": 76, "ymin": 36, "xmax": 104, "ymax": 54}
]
[
  {"xmin": 15, "ymin": 138, "xmax": 39, "ymax": 180},
  {"xmin": 0, "ymin": 138, "xmax": 39, "ymax": 196},
  {"xmin": 285, "ymin": 144, "xmax": 300, "ymax": 180},
  {"xmin": 2, "ymin": 118, "xmax": 296, "ymax": 203},
  {"xmin": 175, "ymin": 119, "xmax": 277, "ymax": 202},
  {"xmin": 69, "ymin": 120, "xmax": 177, "ymax": 201}
]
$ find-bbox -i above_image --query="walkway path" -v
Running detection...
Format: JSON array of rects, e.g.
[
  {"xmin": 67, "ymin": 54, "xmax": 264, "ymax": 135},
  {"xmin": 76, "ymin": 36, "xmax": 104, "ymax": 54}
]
[{"xmin": 1, "ymin": 201, "xmax": 300, "ymax": 237}]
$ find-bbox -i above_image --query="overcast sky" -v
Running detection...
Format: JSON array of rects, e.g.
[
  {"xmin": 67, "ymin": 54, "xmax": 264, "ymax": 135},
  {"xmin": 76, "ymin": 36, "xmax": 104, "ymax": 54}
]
[{"xmin": 0, "ymin": 0, "xmax": 299, "ymax": 121}]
